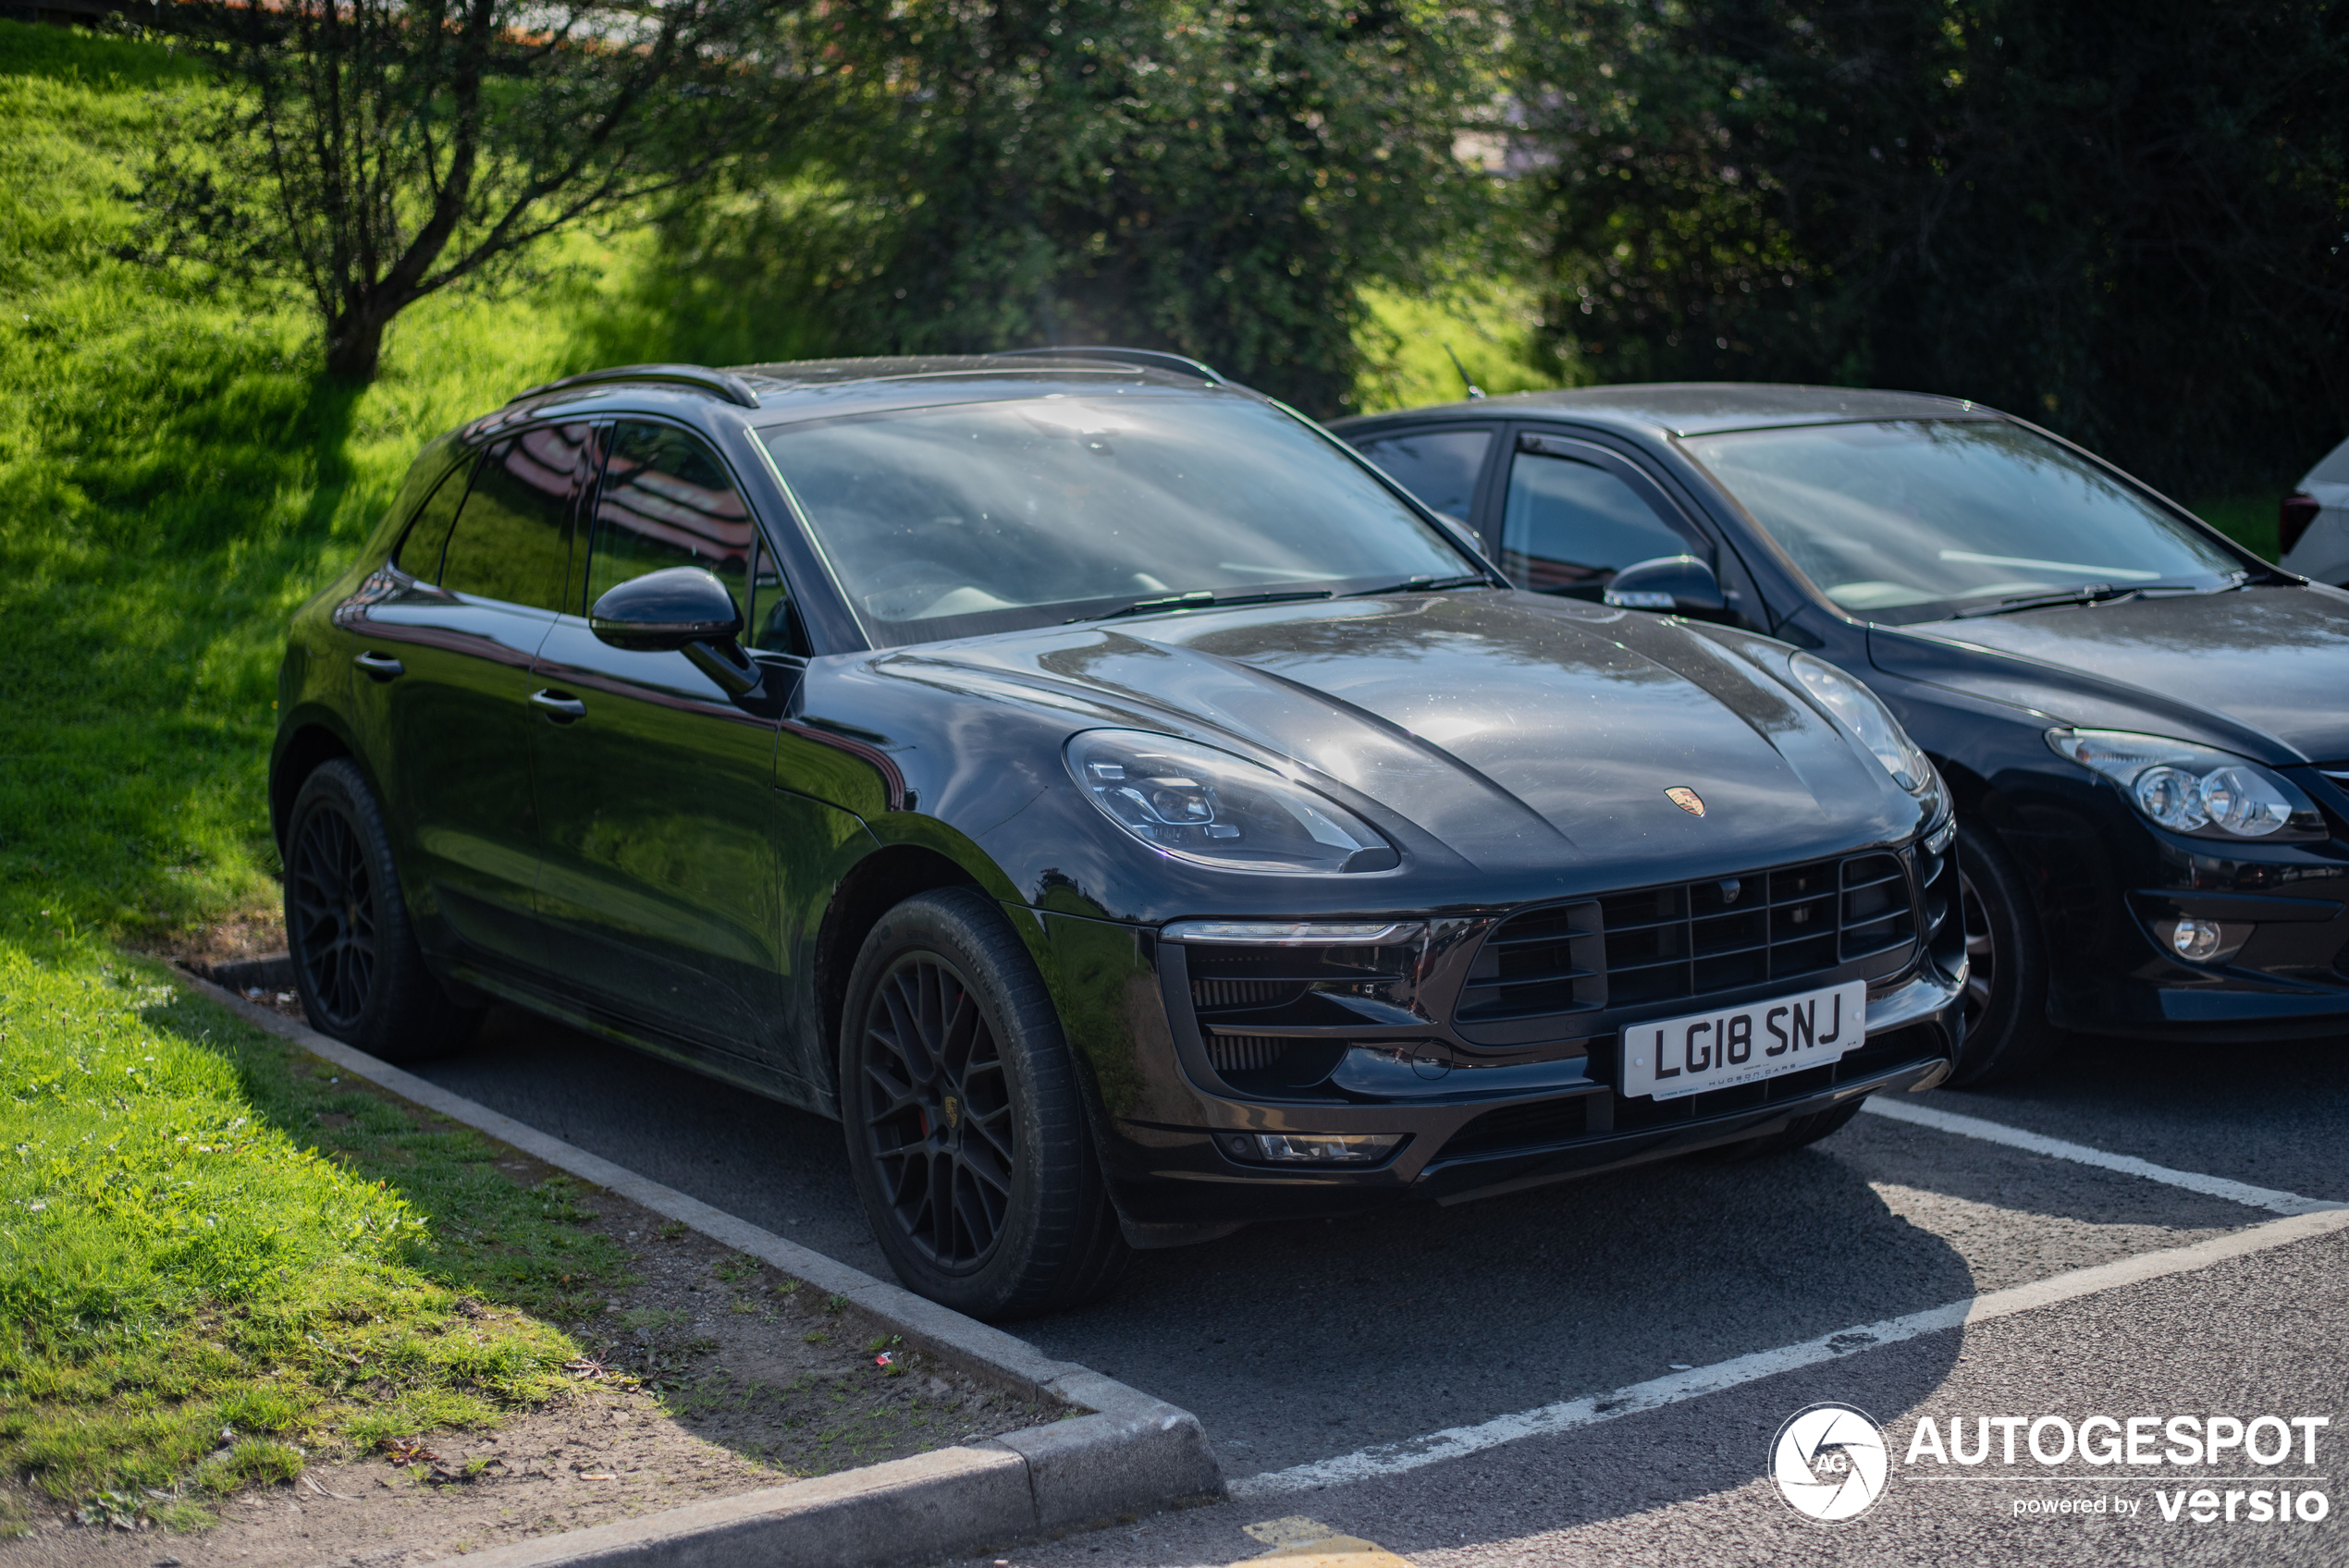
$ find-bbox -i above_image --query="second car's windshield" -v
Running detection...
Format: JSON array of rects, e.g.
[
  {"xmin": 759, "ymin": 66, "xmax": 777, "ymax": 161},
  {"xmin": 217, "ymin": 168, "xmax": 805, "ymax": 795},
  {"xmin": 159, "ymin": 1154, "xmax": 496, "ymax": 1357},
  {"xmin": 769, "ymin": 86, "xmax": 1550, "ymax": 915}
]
[
  {"xmin": 1683, "ymin": 420, "xmax": 2243, "ymax": 621},
  {"xmin": 759, "ymin": 393, "xmax": 1473, "ymax": 645}
]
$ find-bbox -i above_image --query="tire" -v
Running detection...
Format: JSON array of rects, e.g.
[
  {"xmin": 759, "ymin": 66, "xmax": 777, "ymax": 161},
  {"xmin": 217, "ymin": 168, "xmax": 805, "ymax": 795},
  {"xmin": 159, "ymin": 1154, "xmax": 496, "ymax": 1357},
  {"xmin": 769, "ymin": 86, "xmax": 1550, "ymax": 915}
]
[
  {"xmin": 838, "ymin": 888, "xmax": 1128, "ymax": 1319},
  {"xmin": 283, "ymin": 759, "xmax": 479, "ymax": 1061},
  {"xmin": 1943, "ymin": 820, "xmax": 2062, "ymax": 1087},
  {"xmin": 1690, "ymin": 1097, "xmax": 1866, "ymax": 1161}
]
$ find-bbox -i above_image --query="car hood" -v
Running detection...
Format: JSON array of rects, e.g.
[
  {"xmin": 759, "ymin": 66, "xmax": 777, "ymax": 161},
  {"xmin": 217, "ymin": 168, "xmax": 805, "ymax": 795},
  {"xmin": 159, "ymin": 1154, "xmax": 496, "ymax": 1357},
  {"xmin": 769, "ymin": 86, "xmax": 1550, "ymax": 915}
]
[
  {"xmin": 1871, "ymin": 585, "xmax": 2349, "ymax": 763},
  {"xmin": 862, "ymin": 591, "xmax": 1914, "ymax": 880}
]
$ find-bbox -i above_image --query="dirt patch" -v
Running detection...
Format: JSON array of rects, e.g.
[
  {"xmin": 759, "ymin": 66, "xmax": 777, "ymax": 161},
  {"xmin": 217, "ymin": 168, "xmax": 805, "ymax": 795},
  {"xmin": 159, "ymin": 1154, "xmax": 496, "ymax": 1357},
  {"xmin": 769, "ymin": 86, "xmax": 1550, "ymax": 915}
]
[
  {"xmin": 5, "ymin": 971, "xmax": 1066, "ymax": 1568},
  {"xmin": 148, "ymin": 912, "xmax": 289, "ymax": 973}
]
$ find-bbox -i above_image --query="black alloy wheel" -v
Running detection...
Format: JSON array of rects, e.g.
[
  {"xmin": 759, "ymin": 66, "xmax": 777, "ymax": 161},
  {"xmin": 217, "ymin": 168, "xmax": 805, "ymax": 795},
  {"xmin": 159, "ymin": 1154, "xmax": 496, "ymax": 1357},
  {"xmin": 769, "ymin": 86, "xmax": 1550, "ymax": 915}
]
[
  {"xmin": 289, "ymin": 796, "xmax": 376, "ymax": 1031},
  {"xmin": 839, "ymin": 888, "xmax": 1127, "ymax": 1319},
  {"xmin": 283, "ymin": 760, "xmax": 479, "ymax": 1061},
  {"xmin": 1942, "ymin": 821, "xmax": 2060, "ymax": 1087},
  {"xmin": 858, "ymin": 950, "xmax": 1018, "ymax": 1270}
]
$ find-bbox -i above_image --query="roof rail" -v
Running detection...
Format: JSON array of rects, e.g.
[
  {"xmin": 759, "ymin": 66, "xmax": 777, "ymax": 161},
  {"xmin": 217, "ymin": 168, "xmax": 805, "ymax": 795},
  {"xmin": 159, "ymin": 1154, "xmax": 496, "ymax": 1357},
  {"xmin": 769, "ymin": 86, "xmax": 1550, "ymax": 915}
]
[
  {"xmin": 988, "ymin": 345, "xmax": 1224, "ymax": 384},
  {"xmin": 510, "ymin": 362, "xmax": 761, "ymax": 410}
]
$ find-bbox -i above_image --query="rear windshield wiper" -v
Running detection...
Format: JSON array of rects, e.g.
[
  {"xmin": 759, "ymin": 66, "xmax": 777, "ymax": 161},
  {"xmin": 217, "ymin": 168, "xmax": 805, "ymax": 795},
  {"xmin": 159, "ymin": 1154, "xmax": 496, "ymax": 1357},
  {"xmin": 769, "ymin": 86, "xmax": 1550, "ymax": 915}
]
[
  {"xmin": 1072, "ymin": 588, "xmax": 1334, "ymax": 623},
  {"xmin": 1343, "ymin": 573, "xmax": 1494, "ymax": 598}
]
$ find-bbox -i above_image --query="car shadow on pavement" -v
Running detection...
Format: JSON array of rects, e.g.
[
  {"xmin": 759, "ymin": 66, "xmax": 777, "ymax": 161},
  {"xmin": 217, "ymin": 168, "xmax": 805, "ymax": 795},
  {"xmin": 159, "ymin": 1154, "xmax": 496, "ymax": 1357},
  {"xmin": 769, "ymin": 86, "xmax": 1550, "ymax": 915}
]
[
  {"xmin": 425, "ymin": 1010, "xmax": 2197, "ymax": 1482},
  {"xmin": 1023, "ymin": 1139, "xmax": 1980, "ymax": 1476}
]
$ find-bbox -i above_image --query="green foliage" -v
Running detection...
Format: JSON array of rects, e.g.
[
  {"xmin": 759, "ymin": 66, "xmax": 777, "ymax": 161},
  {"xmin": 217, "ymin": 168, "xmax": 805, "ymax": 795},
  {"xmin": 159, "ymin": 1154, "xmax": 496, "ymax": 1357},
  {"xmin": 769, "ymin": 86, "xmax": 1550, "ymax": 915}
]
[
  {"xmin": 1509, "ymin": 0, "xmax": 2349, "ymax": 496},
  {"xmin": 1355, "ymin": 279, "xmax": 1569, "ymax": 412},
  {"xmin": 125, "ymin": 0, "xmax": 823, "ymax": 380},
  {"xmin": 0, "ymin": 947, "xmax": 633, "ymax": 1508},
  {"xmin": 621, "ymin": 0, "xmax": 1500, "ymax": 417}
]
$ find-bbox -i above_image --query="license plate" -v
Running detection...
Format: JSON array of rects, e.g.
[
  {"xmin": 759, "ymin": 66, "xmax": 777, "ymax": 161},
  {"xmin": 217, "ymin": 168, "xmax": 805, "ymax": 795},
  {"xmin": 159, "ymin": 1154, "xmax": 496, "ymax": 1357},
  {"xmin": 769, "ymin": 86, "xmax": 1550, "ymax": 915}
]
[{"xmin": 1618, "ymin": 979, "xmax": 1868, "ymax": 1101}]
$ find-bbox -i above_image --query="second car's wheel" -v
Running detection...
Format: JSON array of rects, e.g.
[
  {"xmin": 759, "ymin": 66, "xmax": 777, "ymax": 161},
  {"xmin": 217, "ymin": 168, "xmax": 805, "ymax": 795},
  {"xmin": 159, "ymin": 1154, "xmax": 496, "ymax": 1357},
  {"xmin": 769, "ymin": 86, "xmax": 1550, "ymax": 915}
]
[
  {"xmin": 839, "ymin": 888, "xmax": 1127, "ymax": 1320},
  {"xmin": 1689, "ymin": 1097, "xmax": 1866, "ymax": 1161},
  {"xmin": 1943, "ymin": 821, "xmax": 2061, "ymax": 1087},
  {"xmin": 284, "ymin": 759, "xmax": 480, "ymax": 1061}
]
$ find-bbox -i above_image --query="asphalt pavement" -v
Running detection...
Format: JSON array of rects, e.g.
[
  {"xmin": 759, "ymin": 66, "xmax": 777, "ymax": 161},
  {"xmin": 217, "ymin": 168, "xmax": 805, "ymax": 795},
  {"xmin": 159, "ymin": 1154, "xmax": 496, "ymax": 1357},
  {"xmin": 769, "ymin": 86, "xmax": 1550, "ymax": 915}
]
[{"xmin": 411, "ymin": 1012, "xmax": 2349, "ymax": 1566}]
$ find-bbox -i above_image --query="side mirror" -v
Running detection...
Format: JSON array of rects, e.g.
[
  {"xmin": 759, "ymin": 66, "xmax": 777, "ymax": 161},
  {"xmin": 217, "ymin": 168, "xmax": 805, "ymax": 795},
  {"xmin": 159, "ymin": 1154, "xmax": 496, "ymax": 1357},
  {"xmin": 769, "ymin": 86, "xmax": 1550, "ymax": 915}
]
[
  {"xmin": 589, "ymin": 566, "xmax": 762, "ymax": 697},
  {"xmin": 1603, "ymin": 555, "xmax": 1726, "ymax": 616}
]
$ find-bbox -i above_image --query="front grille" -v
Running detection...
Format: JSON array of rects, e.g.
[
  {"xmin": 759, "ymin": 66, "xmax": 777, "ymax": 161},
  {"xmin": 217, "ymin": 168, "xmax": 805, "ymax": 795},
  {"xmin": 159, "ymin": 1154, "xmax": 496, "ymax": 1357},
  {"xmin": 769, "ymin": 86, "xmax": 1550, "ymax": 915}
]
[{"xmin": 1457, "ymin": 851, "xmax": 1919, "ymax": 1026}]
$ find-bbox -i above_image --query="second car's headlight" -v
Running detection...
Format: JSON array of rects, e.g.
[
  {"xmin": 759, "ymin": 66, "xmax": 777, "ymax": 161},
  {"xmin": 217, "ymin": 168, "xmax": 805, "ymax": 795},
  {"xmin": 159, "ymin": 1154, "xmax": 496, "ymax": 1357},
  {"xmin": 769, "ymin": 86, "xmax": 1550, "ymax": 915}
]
[
  {"xmin": 2045, "ymin": 729, "xmax": 2328, "ymax": 841},
  {"xmin": 1789, "ymin": 652, "xmax": 1935, "ymax": 795},
  {"xmin": 1066, "ymin": 729, "xmax": 1399, "ymax": 874}
]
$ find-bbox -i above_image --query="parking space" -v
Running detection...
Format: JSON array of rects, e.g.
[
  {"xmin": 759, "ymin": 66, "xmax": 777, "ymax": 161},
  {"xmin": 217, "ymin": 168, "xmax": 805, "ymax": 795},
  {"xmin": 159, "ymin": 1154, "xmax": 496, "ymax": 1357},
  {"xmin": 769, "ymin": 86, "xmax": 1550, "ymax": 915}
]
[{"xmin": 412, "ymin": 1013, "xmax": 2348, "ymax": 1558}]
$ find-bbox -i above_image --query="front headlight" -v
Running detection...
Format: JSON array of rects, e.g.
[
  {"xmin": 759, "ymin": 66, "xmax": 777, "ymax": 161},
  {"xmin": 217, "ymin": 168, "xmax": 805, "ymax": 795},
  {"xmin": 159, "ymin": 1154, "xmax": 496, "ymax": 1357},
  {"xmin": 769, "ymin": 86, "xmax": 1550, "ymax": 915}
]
[
  {"xmin": 1789, "ymin": 652, "xmax": 1935, "ymax": 795},
  {"xmin": 2045, "ymin": 729, "xmax": 2328, "ymax": 841},
  {"xmin": 1065, "ymin": 729, "xmax": 1400, "ymax": 874}
]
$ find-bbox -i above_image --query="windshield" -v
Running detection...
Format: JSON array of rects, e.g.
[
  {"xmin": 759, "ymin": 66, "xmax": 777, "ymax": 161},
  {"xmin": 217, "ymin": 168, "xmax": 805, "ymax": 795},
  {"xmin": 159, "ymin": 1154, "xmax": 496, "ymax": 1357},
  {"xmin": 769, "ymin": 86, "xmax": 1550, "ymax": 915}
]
[
  {"xmin": 759, "ymin": 394, "xmax": 1474, "ymax": 646},
  {"xmin": 1682, "ymin": 420, "xmax": 2244, "ymax": 622}
]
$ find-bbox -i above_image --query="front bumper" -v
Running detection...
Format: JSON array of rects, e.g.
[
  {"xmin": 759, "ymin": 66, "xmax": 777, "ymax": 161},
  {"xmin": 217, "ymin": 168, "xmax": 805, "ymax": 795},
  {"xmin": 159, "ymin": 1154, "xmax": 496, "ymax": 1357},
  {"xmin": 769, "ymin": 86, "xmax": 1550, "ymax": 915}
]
[
  {"xmin": 1050, "ymin": 839, "xmax": 1968, "ymax": 1231},
  {"xmin": 2001, "ymin": 777, "xmax": 2349, "ymax": 1041},
  {"xmin": 1101, "ymin": 968, "xmax": 1961, "ymax": 1227}
]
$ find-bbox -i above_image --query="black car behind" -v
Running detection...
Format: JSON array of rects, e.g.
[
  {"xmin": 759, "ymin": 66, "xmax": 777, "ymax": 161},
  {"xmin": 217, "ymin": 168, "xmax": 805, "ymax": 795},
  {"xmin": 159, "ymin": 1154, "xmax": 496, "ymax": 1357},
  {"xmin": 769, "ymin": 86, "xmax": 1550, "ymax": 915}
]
[{"xmin": 1336, "ymin": 385, "xmax": 2349, "ymax": 1082}]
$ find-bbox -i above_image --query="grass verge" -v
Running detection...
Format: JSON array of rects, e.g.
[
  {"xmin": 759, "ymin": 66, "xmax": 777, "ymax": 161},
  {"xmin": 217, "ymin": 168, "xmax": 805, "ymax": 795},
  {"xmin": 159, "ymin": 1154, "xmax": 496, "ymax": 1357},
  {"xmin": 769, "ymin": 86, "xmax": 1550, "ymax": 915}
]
[{"xmin": 0, "ymin": 946, "xmax": 633, "ymax": 1528}]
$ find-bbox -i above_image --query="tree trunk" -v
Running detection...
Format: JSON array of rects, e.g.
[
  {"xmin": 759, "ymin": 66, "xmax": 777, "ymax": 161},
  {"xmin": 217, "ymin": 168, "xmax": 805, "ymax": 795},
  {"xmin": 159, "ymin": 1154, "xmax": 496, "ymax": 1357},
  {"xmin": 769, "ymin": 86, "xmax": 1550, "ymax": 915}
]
[{"xmin": 324, "ymin": 307, "xmax": 388, "ymax": 383}]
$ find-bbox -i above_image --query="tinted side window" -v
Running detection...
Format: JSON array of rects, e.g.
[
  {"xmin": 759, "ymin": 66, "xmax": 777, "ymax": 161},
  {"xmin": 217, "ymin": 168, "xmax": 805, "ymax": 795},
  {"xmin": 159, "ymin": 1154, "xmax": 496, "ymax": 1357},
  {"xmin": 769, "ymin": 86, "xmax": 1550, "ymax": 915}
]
[
  {"xmin": 1502, "ymin": 450, "xmax": 1699, "ymax": 595},
  {"xmin": 392, "ymin": 457, "xmax": 474, "ymax": 581},
  {"xmin": 1355, "ymin": 429, "xmax": 1492, "ymax": 522},
  {"xmin": 586, "ymin": 422, "xmax": 754, "ymax": 617},
  {"xmin": 441, "ymin": 424, "xmax": 587, "ymax": 611}
]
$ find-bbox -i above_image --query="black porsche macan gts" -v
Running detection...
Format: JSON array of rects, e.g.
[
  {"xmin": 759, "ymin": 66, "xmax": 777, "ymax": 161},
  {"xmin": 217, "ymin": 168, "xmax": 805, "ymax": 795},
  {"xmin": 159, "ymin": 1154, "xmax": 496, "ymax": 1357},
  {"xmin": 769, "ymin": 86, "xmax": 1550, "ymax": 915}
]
[{"xmin": 273, "ymin": 351, "xmax": 1962, "ymax": 1317}]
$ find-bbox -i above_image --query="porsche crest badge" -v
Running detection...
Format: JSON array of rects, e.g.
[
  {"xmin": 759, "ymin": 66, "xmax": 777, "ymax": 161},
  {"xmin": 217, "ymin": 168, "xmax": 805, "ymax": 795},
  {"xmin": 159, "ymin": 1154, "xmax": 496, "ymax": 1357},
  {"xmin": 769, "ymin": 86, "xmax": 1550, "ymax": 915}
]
[{"xmin": 1666, "ymin": 786, "xmax": 1706, "ymax": 817}]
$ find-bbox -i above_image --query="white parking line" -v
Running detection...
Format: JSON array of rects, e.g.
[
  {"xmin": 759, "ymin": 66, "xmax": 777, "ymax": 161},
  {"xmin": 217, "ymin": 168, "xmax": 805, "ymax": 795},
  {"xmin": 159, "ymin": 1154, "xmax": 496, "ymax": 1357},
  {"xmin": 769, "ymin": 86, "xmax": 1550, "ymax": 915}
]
[
  {"xmin": 1230, "ymin": 1205, "xmax": 2349, "ymax": 1498},
  {"xmin": 1858, "ymin": 1096, "xmax": 2342, "ymax": 1216}
]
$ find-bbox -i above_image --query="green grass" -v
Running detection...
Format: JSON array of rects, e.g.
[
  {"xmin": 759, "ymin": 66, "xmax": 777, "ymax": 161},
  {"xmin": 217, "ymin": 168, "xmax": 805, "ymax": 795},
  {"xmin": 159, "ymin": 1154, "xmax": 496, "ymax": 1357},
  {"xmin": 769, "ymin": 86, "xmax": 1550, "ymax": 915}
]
[
  {"xmin": 0, "ymin": 947, "xmax": 632, "ymax": 1522},
  {"xmin": 0, "ymin": 21, "xmax": 667, "ymax": 1519},
  {"xmin": 1354, "ymin": 278, "xmax": 1571, "ymax": 413},
  {"xmin": 0, "ymin": 19, "xmax": 684, "ymax": 947}
]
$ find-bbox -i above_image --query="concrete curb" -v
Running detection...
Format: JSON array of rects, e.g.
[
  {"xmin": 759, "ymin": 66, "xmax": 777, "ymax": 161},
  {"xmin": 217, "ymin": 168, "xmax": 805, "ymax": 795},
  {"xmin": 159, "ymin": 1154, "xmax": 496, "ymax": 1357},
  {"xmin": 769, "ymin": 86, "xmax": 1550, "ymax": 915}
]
[{"xmin": 165, "ymin": 964, "xmax": 1225, "ymax": 1565}]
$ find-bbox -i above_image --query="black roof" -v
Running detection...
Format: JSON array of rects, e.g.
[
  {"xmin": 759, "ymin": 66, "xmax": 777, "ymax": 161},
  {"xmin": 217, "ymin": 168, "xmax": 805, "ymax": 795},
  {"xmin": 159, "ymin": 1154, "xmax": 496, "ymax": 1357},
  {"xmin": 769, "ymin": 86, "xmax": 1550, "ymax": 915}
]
[{"xmin": 1332, "ymin": 381, "xmax": 1998, "ymax": 439}]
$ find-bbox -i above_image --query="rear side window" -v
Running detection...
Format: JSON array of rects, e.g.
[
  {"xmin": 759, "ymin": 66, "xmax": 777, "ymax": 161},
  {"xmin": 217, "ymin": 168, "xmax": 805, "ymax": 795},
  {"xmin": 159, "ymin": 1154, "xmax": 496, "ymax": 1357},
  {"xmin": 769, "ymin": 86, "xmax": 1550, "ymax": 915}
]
[
  {"xmin": 441, "ymin": 424, "xmax": 589, "ymax": 611},
  {"xmin": 392, "ymin": 458, "xmax": 474, "ymax": 580},
  {"xmin": 1354, "ymin": 429, "xmax": 1492, "ymax": 522},
  {"xmin": 1501, "ymin": 449, "xmax": 1700, "ymax": 594}
]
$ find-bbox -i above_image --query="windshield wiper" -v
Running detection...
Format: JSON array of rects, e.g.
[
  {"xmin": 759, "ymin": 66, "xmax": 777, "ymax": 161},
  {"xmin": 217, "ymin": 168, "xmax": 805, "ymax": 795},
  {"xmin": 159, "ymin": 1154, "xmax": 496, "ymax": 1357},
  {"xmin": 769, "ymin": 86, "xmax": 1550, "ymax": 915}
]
[
  {"xmin": 1343, "ymin": 573, "xmax": 1494, "ymax": 598},
  {"xmin": 1957, "ymin": 582, "xmax": 2149, "ymax": 618},
  {"xmin": 1072, "ymin": 588, "xmax": 1334, "ymax": 624}
]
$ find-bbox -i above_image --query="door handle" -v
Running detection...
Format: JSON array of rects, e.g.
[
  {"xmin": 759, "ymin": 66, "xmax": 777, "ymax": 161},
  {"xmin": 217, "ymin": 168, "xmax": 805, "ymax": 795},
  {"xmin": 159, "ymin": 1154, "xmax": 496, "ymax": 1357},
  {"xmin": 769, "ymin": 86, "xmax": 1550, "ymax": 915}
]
[
  {"xmin": 353, "ymin": 650, "xmax": 406, "ymax": 682},
  {"xmin": 530, "ymin": 688, "xmax": 587, "ymax": 722}
]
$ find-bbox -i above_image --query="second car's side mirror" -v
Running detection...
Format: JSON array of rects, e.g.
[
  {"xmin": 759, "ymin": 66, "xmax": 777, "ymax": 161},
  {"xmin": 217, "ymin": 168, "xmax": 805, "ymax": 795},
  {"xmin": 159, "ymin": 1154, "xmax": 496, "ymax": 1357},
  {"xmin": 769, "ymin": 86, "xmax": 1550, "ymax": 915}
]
[
  {"xmin": 589, "ymin": 566, "xmax": 762, "ymax": 697},
  {"xmin": 1604, "ymin": 555, "xmax": 1727, "ymax": 616}
]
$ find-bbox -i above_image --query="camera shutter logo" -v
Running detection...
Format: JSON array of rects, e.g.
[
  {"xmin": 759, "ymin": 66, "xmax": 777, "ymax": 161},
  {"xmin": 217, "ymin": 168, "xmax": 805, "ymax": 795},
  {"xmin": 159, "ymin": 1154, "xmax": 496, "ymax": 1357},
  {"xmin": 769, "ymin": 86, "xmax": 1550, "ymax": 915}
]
[{"xmin": 1771, "ymin": 1403, "xmax": 1889, "ymax": 1522}]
